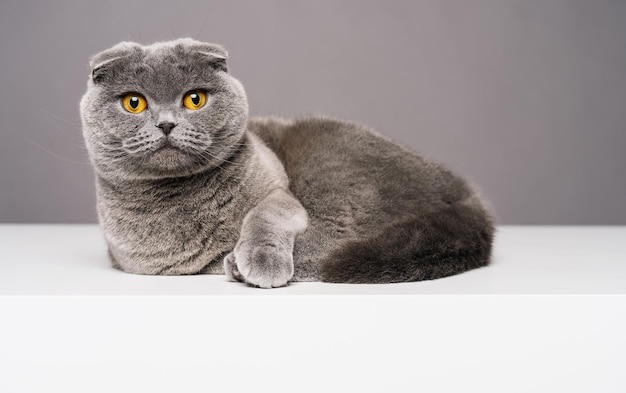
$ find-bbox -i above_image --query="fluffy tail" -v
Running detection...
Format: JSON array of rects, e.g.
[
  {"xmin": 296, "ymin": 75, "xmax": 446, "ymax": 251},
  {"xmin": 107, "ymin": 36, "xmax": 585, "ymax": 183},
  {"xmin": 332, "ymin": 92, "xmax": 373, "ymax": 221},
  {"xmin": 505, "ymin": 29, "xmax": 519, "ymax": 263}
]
[{"xmin": 320, "ymin": 199, "xmax": 495, "ymax": 284}]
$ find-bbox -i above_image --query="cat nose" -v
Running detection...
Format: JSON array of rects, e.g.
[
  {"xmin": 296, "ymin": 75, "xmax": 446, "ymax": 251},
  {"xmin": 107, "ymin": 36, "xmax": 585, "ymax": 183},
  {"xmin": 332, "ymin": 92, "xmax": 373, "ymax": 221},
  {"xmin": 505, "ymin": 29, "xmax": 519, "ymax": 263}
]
[{"xmin": 157, "ymin": 121, "xmax": 177, "ymax": 135}]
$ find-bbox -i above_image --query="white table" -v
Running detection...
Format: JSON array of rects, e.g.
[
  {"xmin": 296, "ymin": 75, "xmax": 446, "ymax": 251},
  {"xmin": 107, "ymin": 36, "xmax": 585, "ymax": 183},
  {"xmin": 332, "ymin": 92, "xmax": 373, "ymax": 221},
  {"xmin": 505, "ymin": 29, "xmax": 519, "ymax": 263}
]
[{"xmin": 1, "ymin": 225, "xmax": 625, "ymax": 392}]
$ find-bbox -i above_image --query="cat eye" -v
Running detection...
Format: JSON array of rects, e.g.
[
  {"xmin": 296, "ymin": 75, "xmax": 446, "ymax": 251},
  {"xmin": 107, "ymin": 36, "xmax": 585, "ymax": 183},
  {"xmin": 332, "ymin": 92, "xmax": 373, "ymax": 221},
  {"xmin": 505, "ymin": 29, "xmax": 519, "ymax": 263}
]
[
  {"xmin": 183, "ymin": 90, "xmax": 207, "ymax": 110},
  {"xmin": 122, "ymin": 94, "xmax": 148, "ymax": 114}
]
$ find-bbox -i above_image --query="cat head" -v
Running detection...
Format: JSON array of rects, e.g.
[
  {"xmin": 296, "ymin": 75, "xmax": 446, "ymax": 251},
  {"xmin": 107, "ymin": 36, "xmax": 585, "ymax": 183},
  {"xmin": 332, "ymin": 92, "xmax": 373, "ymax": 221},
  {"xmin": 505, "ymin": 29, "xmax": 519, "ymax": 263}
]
[{"xmin": 80, "ymin": 38, "xmax": 249, "ymax": 181}]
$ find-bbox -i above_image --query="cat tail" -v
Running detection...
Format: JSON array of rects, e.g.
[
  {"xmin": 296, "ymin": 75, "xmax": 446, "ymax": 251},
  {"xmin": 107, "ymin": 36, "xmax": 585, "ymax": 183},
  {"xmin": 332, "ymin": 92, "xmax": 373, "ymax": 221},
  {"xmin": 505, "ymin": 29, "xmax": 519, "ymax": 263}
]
[{"xmin": 320, "ymin": 197, "xmax": 495, "ymax": 284}]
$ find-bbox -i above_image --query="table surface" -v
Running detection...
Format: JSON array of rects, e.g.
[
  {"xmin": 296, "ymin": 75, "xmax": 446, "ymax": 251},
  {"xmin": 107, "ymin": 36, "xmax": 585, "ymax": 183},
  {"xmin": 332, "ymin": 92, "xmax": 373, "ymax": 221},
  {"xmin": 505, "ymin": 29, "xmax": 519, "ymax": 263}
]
[
  {"xmin": 1, "ymin": 224, "xmax": 624, "ymax": 295},
  {"xmin": 2, "ymin": 225, "xmax": 625, "ymax": 393}
]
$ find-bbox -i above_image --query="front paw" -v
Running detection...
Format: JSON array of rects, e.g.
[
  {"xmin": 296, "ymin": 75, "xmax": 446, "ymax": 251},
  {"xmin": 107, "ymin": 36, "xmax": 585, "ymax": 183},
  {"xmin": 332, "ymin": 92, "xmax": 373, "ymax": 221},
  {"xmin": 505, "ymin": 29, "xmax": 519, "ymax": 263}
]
[
  {"xmin": 223, "ymin": 251, "xmax": 244, "ymax": 283},
  {"xmin": 225, "ymin": 244, "xmax": 294, "ymax": 288}
]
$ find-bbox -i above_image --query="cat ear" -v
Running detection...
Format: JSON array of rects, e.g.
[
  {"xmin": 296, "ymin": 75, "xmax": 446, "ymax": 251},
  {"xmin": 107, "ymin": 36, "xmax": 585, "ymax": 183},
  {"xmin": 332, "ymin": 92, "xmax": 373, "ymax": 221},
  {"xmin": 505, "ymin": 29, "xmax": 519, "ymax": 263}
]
[
  {"xmin": 89, "ymin": 42, "xmax": 141, "ymax": 84},
  {"xmin": 195, "ymin": 51, "xmax": 228, "ymax": 73},
  {"xmin": 176, "ymin": 39, "xmax": 229, "ymax": 73},
  {"xmin": 90, "ymin": 57, "xmax": 123, "ymax": 84}
]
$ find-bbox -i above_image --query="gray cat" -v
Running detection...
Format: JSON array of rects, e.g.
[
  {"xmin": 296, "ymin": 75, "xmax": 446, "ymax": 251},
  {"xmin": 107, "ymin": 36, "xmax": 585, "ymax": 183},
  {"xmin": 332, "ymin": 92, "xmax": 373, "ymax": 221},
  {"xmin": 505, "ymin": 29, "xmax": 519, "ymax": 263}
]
[{"xmin": 80, "ymin": 38, "xmax": 495, "ymax": 288}]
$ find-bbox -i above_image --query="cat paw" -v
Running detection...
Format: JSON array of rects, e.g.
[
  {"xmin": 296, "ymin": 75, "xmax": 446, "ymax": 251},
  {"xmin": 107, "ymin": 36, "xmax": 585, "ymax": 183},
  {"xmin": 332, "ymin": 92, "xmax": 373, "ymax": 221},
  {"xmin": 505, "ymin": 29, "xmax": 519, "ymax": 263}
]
[
  {"xmin": 223, "ymin": 252, "xmax": 244, "ymax": 283},
  {"xmin": 227, "ymin": 244, "xmax": 294, "ymax": 288}
]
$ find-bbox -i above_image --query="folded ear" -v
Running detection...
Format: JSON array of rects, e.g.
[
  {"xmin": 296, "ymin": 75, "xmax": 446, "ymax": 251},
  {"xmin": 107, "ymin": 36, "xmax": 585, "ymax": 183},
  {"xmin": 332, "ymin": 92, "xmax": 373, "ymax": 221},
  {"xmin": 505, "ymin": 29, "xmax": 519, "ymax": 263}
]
[
  {"xmin": 89, "ymin": 41, "xmax": 141, "ymax": 84},
  {"xmin": 176, "ymin": 39, "xmax": 229, "ymax": 73},
  {"xmin": 195, "ymin": 51, "xmax": 228, "ymax": 72}
]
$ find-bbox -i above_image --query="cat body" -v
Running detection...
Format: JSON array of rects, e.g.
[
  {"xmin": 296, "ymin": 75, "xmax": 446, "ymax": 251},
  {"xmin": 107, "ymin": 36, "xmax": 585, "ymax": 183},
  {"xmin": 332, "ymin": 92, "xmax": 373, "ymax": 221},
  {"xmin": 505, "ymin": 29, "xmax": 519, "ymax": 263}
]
[
  {"xmin": 94, "ymin": 129, "xmax": 284, "ymax": 276},
  {"xmin": 81, "ymin": 38, "xmax": 494, "ymax": 287}
]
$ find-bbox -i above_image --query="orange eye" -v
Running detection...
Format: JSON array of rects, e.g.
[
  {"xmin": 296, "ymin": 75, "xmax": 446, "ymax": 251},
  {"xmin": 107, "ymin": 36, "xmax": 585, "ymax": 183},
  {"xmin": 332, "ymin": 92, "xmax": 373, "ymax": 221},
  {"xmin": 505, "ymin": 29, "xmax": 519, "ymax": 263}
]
[
  {"xmin": 183, "ymin": 91, "xmax": 206, "ymax": 110},
  {"xmin": 122, "ymin": 94, "xmax": 147, "ymax": 114}
]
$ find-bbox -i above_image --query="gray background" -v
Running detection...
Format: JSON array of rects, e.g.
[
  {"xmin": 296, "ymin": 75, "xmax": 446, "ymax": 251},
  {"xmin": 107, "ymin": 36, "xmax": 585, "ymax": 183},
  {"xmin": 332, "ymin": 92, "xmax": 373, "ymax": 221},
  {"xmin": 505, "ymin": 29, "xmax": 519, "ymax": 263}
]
[{"xmin": 1, "ymin": 0, "xmax": 624, "ymax": 224}]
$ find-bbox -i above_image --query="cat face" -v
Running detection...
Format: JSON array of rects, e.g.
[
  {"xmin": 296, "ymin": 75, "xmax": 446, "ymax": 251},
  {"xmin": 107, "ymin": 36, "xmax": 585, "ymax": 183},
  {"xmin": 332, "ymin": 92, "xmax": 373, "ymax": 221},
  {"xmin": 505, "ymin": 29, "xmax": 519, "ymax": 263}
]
[{"xmin": 80, "ymin": 38, "xmax": 249, "ymax": 180}]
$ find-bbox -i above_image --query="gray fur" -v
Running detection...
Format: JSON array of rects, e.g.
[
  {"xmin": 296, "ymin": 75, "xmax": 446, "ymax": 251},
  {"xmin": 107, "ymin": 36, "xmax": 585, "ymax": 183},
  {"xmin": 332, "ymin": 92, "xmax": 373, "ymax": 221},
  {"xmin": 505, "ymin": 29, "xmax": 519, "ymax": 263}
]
[{"xmin": 80, "ymin": 38, "xmax": 495, "ymax": 288}]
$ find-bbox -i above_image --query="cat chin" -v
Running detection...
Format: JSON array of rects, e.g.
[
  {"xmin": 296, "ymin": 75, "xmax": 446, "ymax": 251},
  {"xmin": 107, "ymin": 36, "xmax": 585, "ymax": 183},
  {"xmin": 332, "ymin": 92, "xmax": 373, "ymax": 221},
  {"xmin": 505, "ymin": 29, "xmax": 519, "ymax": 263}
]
[{"xmin": 140, "ymin": 146, "xmax": 202, "ymax": 174}]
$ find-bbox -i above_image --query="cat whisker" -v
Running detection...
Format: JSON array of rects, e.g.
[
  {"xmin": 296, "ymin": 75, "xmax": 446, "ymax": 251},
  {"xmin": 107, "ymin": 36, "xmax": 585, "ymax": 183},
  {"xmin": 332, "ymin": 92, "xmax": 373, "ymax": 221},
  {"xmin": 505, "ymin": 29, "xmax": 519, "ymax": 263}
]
[
  {"xmin": 38, "ymin": 109, "xmax": 82, "ymax": 126},
  {"xmin": 196, "ymin": 11, "xmax": 210, "ymax": 40},
  {"xmin": 191, "ymin": 149, "xmax": 245, "ymax": 168},
  {"xmin": 30, "ymin": 141, "xmax": 92, "ymax": 165}
]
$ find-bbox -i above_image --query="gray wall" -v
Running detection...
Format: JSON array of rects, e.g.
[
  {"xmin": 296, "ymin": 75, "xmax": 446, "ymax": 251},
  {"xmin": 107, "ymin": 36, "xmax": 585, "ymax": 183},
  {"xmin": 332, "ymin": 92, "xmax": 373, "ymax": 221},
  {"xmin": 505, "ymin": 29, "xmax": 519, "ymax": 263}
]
[{"xmin": 1, "ymin": 0, "xmax": 625, "ymax": 224}]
